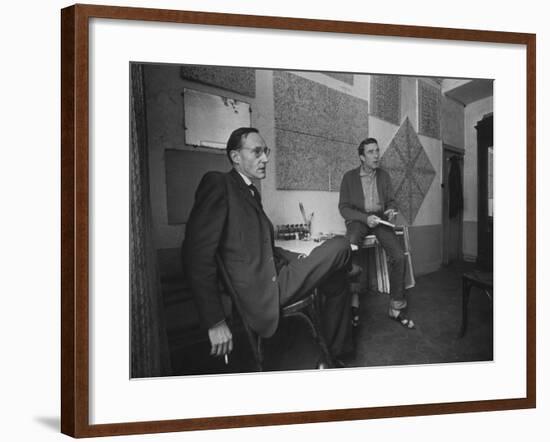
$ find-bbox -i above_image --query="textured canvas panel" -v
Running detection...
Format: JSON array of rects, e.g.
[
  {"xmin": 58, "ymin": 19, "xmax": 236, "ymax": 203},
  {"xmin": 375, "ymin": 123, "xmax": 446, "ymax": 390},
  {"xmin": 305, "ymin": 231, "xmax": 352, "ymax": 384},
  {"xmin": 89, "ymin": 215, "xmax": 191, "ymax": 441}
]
[
  {"xmin": 273, "ymin": 72, "xmax": 321, "ymax": 133},
  {"xmin": 405, "ymin": 123, "xmax": 423, "ymax": 163},
  {"xmin": 330, "ymin": 142, "xmax": 359, "ymax": 192},
  {"xmin": 412, "ymin": 151, "xmax": 437, "ymax": 196},
  {"xmin": 275, "ymin": 129, "xmax": 331, "ymax": 190},
  {"xmin": 180, "ymin": 65, "xmax": 256, "ymax": 97},
  {"xmin": 394, "ymin": 179, "xmax": 412, "ymax": 222},
  {"xmin": 418, "ymin": 80, "xmax": 441, "ymax": 139},
  {"xmin": 381, "ymin": 118, "xmax": 436, "ymax": 224},
  {"xmin": 275, "ymin": 129, "xmax": 357, "ymax": 191},
  {"xmin": 380, "ymin": 144, "xmax": 407, "ymax": 192},
  {"xmin": 393, "ymin": 178, "xmax": 426, "ymax": 226},
  {"xmin": 370, "ymin": 75, "xmax": 401, "ymax": 125},
  {"xmin": 442, "ymin": 94, "xmax": 465, "ymax": 148},
  {"xmin": 273, "ymin": 71, "xmax": 368, "ymax": 191},
  {"xmin": 273, "ymin": 71, "xmax": 368, "ymax": 145},
  {"xmin": 324, "ymin": 72, "xmax": 354, "ymax": 85}
]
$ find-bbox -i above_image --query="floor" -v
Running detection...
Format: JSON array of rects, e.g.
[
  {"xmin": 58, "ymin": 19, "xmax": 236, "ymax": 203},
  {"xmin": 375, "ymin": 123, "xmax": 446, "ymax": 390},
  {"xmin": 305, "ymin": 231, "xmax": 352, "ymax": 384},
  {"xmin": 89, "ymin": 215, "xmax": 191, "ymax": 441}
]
[
  {"xmin": 170, "ymin": 260, "xmax": 493, "ymax": 376},
  {"xmin": 351, "ymin": 261, "xmax": 493, "ymax": 368}
]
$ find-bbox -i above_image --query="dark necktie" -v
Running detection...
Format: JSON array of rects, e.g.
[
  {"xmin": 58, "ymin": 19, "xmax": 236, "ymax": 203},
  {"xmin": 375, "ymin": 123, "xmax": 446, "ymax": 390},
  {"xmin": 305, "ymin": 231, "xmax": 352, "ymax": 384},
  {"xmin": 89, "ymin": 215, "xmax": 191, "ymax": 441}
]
[{"xmin": 248, "ymin": 183, "xmax": 262, "ymax": 207}]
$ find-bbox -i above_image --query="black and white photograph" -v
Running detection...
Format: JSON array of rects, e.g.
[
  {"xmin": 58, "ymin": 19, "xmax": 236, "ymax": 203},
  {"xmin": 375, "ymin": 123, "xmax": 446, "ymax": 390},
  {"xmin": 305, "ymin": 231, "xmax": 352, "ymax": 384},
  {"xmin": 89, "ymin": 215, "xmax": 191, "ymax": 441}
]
[{"xmin": 130, "ymin": 63, "xmax": 494, "ymax": 378}]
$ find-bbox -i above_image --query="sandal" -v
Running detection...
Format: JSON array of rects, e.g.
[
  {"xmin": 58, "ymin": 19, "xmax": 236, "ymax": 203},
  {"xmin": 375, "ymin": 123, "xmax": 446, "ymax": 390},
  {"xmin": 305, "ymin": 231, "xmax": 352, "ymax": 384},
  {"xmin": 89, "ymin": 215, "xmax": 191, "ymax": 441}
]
[
  {"xmin": 389, "ymin": 310, "xmax": 415, "ymax": 329},
  {"xmin": 351, "ymin": 306, "xmax": 360, "ymax": 327}
]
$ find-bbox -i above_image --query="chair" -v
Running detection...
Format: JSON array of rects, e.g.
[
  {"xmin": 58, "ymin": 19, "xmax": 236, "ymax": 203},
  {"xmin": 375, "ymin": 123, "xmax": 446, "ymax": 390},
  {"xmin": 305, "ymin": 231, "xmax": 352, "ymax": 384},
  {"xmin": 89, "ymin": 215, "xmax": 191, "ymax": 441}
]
[
  {"xmin": 460, "ymin": 271, "xmax": 493, "ymax": 337},
  {"xmin": 215, "ymin": 255, "xmax": 334, "ymax": 371}
]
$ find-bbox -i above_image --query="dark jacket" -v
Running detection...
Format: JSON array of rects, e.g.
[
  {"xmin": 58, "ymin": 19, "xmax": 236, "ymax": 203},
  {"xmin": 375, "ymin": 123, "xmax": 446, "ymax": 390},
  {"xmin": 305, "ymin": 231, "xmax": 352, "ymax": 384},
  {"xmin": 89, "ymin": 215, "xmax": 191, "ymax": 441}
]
[
  {"xmin": 338, "ymin": 166, "xmax": 397, "ymax": 225},
  {"xmin": 182, "ymin": 169, "xmax": 296, "ymax": 338}
]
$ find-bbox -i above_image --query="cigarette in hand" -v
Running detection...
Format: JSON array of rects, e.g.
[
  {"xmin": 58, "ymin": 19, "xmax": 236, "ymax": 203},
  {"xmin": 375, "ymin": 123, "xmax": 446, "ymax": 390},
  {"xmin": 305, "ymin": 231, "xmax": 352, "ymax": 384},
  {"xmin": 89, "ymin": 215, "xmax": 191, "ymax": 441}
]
[{"xmin": 224, "ymin": 354, "xmax": 229, "ymax": 365}]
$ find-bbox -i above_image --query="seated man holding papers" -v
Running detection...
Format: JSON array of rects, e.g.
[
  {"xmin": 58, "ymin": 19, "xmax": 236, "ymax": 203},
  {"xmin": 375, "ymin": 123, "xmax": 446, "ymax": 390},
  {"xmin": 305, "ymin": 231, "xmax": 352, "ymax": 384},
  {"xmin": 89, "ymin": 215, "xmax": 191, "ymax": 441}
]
[{"xmin": 339, "ymin": 137, "xmax": 415, "ymax": 329}]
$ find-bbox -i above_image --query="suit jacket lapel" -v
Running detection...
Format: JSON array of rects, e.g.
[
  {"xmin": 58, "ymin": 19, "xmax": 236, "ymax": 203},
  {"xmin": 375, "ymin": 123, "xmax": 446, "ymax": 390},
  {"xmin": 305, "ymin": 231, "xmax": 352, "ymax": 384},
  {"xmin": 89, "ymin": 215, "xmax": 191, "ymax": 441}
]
[
  {"xmin": 229, "ymin": 169, "xmax": 262, "ymax": 213},
  {"xmin": 228, "ymin": 169, "xmax": 275, "ymax": 247}
]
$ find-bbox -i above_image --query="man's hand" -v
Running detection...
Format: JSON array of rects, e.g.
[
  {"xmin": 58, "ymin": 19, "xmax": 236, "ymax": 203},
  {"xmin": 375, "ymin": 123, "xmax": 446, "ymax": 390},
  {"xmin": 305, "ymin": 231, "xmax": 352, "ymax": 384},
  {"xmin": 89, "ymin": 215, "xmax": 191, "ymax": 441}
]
[
  {"xmin": 367, "ymin": 215, "xmax": 381, "ymax": 228},
  {"xmin": 384, "ymin": 209, "xmax": 398, "ymax": 221},
  {"xmin": 208, "ymin": 321, "xmax": 233, "ymax": 357}
]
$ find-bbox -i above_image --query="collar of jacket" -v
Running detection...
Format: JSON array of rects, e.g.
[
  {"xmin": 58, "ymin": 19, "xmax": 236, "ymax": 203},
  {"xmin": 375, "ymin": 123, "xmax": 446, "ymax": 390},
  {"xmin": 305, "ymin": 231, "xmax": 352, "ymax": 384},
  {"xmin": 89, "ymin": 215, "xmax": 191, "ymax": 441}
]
[{"xmin": 229, "ymin": 168, "xmax": 262, "ymax": 212}]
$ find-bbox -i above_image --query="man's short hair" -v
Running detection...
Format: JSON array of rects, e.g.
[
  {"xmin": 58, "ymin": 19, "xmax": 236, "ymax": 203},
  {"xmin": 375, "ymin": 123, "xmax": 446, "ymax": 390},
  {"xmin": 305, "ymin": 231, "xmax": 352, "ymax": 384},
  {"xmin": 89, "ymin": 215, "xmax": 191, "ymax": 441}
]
[
  {"xmin": 226, "ymin": 127, "xmax": 259, "ymax": 163},
  {"xmin": 358, "ymin": 137, "xmax": 379, "ymax": 156}
]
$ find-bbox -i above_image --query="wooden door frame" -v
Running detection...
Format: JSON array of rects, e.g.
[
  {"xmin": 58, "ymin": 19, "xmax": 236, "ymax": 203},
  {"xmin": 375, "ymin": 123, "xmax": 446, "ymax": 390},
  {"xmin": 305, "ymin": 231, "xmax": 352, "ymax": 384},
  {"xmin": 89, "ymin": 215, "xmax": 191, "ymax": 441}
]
[{"xmin": 475, "ymin": 113, "xmax": 494, "ymax": 270}]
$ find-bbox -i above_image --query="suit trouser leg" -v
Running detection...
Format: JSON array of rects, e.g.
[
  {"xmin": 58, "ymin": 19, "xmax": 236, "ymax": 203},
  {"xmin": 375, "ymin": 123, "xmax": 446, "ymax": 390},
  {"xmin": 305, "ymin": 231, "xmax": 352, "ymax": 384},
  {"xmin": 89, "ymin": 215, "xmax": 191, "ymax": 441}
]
[
  {"xmin": 277, "ymin": 236, "xmax": 353, "ymax": 357},
  {"xmin": 346, "ymin": 221, "xmax": 407, "ymax": 311},
  {"xmin": 372, "ymin": 225, "xmax": 407, "ymax": 311},
  {"xmin": 318, "ymin": 269, "xmax": 353, "ymax": 357},
  {"xmin": 345, "ymin": 221, "xmax": 369, "ymax": 296}
]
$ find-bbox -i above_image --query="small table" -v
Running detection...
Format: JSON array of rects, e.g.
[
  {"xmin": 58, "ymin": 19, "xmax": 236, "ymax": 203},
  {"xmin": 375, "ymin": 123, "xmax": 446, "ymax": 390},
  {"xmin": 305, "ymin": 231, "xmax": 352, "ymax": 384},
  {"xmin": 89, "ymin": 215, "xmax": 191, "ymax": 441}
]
[{"xmin": 460, "ymin": 271, "xmax": 493, "ymax": 337}]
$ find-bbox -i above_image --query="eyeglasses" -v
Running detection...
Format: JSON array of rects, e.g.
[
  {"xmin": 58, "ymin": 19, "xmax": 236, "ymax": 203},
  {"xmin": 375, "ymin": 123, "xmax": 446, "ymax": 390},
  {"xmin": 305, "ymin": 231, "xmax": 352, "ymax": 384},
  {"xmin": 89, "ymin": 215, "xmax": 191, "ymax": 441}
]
[{"xmin": 240, "ymin": 146, "xmax": 271, "ymax": 158}]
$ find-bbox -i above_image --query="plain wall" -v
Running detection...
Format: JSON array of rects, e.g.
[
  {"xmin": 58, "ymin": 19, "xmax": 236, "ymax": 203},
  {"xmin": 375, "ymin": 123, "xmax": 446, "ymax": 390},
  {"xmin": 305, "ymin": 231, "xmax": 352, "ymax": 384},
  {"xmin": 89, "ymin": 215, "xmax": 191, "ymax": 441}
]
[{"xmin": 442, "ymin": 95, "xmax": 465, "ymax": 149}]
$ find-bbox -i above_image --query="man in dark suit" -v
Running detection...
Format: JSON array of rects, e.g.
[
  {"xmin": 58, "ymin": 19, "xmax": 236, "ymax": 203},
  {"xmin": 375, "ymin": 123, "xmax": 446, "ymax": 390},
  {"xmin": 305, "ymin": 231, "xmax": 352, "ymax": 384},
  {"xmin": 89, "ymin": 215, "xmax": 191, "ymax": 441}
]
[
  {"xmin": 182, "ymin": 127, "xmax": 354, "ymax": 366},
  {"xmin": 339, "ymin": 137, "xmax": 415, "ymax": 329}
]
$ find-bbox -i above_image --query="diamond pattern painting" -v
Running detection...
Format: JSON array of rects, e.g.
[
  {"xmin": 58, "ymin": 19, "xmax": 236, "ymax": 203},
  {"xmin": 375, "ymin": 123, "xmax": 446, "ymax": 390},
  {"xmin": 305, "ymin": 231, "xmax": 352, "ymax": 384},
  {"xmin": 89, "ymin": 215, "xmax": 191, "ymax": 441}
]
[{"xmin": 381, "ymin": 118, "xmax": 436, "ymax": 224}]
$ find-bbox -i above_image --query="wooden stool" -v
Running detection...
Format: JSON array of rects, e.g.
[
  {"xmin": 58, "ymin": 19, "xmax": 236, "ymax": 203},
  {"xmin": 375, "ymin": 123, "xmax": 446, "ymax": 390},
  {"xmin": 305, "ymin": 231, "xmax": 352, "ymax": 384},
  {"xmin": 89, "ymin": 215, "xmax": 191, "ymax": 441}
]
[
  {"xmin": 460, "ymin": 271, "xmax": 493, "ymax": 337},
  {"xmin": 361, "ymin": 227, "xmax": 415, "ymax": 295}
]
